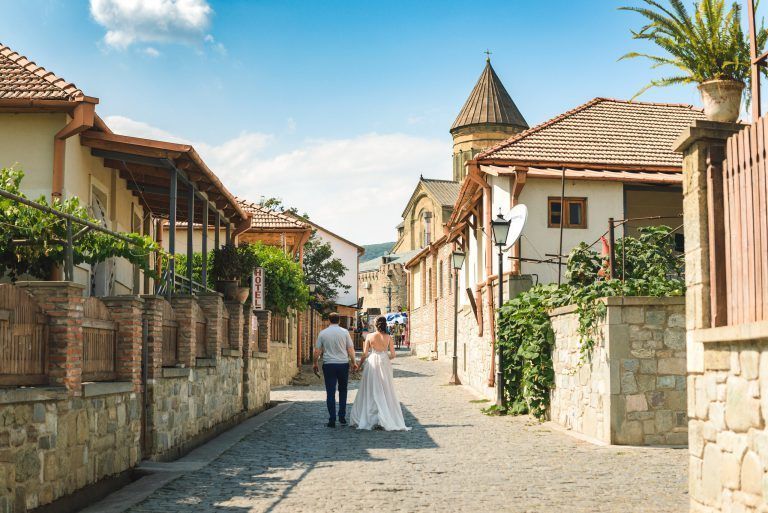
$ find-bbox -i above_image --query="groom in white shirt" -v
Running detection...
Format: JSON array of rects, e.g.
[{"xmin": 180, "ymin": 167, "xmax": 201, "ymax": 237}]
[{"xmin": 313, "ymin": 313, "xmax": 357, "ymax": 427}]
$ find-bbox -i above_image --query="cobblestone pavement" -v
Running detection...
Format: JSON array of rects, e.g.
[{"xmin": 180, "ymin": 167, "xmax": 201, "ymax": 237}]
[{"xmin": 126, "ymin": 355, "xmax": 688, "ymax": 513}]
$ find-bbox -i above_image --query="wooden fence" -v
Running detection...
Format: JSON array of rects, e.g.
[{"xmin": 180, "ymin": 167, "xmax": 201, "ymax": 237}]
[
  {"xmin": 161, "ymin": 300, "xmax": 179, "ymax": 366},
  {"xmin": 0, "ymin": 284, "xmax": 48, "ymax": 386},
  {"xmin": 271, "ymin": 314, "xmax": 287, "ymax": 343},
  {"xmin": 710, "ymin": 119, "xmax": 768, "ymax": 327},
  {"xmin": 82, "ymin": 297, "xmax": 117, "ymax": 382}
]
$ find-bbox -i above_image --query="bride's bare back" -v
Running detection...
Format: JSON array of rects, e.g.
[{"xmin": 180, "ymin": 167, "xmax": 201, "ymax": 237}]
[{"xmin": 364, "ymin": 331, "xmax": 395, "ymax": 359}]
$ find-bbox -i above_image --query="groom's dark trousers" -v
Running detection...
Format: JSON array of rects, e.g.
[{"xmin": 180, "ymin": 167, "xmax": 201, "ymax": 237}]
[{"xmin": 322, "ymin": 363, "xmax": 349, "ymax": 422}]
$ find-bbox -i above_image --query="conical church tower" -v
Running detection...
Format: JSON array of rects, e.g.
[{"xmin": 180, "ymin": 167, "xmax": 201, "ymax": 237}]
[{"xmin": 451, "ymin": 58, "xmax": 528, "ymax": 182}]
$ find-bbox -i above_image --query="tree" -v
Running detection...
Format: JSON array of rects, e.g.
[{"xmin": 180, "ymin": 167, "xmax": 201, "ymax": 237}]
[
  {"xmin": 258, "ymin": 196, "xmax": 350, "ymax": 313},
  {"xmin": 302, "ymin": 234, "xmax": 350, "ymax": 313},
  {"xmin": 239, "ymin": 242, "xmax": 309, "ymax": 314}
]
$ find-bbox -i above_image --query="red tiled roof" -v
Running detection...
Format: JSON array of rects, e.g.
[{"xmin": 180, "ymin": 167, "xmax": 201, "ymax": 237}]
[
  {"xmin": 0, "ymin": 43, "xmax": 84, "ymax": 101},
  {"xmin": 237, "ymin": 199, "xmax": 309, "ymax": 230},
  {"xmin": 478, "ymin": 98, "xmax": 705, "ymax": 169}
]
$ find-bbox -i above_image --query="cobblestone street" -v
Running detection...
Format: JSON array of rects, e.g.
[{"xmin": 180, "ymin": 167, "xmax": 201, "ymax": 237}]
[{"xmin": 126, "ymin": 355, "xmax": 687, "ymax": 513}]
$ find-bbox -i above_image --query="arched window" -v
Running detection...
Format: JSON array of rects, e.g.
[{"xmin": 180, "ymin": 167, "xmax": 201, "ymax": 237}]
[{"xmin": 419, "ymin": 209, "xmax": 433, "ymax": 248}]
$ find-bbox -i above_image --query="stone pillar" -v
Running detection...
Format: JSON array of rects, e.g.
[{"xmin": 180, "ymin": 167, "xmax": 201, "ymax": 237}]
[
  {"xmin": 16, "ymin": 281, "xmax": 85, "ymax": 394},
  {"xmin": 674, "ymin": 119, "xmax": 741, "ymax": 512},
  {"xmin": 170, "ymin": 296, "xmax": 196, "ymax": 367},
  {"xmin": 225, "ymin": 300, "xmax": 244, "ymax": 352},
  {"xmin": 101, "ymin": 296, "xmax": 144, "ymax": 392},
  {"xmin": 141, "ymin": 295, "xmax": 165, "ymax": 379},
  {"xmin": 196, "ymin": 293, "xmax": 224, "ymax": 362},
  {"xmin": 253, "ymin": 310, "xmax": 271, "ymax": 354}
]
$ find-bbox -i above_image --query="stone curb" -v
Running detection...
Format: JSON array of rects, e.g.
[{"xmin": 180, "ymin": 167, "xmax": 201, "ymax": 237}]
[{"xmin": 79, "ymin": 402, "xmax": 293, "ymax": 513}]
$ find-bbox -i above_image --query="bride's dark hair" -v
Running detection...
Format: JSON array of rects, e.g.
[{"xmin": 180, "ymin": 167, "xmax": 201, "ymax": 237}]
[{"xmin": 374, "ymin": 315, "xmax": 388, "ymax": 334}]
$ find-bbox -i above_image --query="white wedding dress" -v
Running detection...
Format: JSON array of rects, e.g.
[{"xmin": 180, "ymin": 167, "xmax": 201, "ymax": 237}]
[{"xmin": 350, "ymin": 336, "xmax": 411, "ymax": 431}]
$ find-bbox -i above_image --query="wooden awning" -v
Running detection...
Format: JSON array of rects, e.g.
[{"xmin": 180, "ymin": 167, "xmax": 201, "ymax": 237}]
[{"xmin": 79, "ymin": 131, "xmax": 249, "ymax": 226}]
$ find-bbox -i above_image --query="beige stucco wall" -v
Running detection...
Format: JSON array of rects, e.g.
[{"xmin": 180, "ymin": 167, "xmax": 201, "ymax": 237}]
[
  {"xmin": 0, "ymin": 113, "xmax": 148, "ymax": 295},
  {"xmin": 397, "ymin": 190, "xmax": 449, "ymax": 255}
]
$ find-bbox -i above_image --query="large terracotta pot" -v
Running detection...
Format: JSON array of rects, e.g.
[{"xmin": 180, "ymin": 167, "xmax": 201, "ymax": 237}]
[{"xmin": 698, "ymin": 80, "xmax": 744, "ymax": 123}]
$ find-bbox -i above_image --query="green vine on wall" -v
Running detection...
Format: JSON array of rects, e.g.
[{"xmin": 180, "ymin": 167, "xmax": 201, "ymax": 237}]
[
  {"xmin": 494, "ymin": 226, "xmax": 685, "ymax": 420},
  {"xmin": 0, "ymin": 167, "xmax": 161, "ymax": 281}
]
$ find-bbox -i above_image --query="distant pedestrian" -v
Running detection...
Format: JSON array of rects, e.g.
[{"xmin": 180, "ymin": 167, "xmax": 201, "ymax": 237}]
[{"xmin": 313, "ymin": 312, "xmax": 357, "ymax": 427}]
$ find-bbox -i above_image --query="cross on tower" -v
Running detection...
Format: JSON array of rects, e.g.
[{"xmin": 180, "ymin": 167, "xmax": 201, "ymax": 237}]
[{"xmin": 484, "ymin": 49, "xmax": 492, "ymax": 62}]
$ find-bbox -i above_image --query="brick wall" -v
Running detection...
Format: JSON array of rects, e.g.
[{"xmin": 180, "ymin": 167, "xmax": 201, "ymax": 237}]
[{"xmin": 550, "ymin": 297, "xmax": 687, "ymax": 445}]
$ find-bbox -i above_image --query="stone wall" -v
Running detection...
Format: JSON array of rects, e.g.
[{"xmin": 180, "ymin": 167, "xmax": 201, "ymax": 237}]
[
  {"xmin": 146, "ymin": 355, "xmax": 244, "ymax": 460},
  {"xmin": 550, "ymin": 297, "xmax": 687, "ymax": 445},
  {"xmin": 409, "ymin": 243, "xmax": 455, "ymax": 359},
  {"xmin": 676, "ymin": 120, "xmax": 768, "ymax": 512},
  {"xmin": 0, "ymin": 285, "xmax": 273, "ymax": 511},
  {"xmin": 358, "ymin": 262, "xmax": 408, "ymax": 315},
  {"xmin": 0, "ymin": 387, "xmax": 140, "ymax": 513},
  {"xmin": 270, "ymin": 342, "xmax": 297, "ymax": 387}
]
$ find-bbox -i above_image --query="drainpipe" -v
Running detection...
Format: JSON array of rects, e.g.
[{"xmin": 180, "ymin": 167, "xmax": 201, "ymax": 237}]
[{"xmin": 50, "ymin": 100, "xmax": 96, "ymax": 280}]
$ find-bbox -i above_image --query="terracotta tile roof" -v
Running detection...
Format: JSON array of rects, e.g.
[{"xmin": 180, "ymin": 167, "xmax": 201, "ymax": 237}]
[
  {"xmin": 0, "ymin": 42, "xmax": 84, "ymax": 101},
  {"xmin": 451, "ymin": 60, "xmax": 528, "ymax": 131},
  {"xmin": 237, "ymin": 199, "xmax": 309, "ymax": 230},
  {"xmin": 421, "ymin": 178, "xmax": 461, "ymax": 208},
  {"xmin": 478, "ymin": 98, "xmax": 705, "ymax": 169}
]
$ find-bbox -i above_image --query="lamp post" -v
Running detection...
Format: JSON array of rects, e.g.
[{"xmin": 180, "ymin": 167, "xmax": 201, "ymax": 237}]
[
  {"xmin": 491, "ymin": 210, "xmax": 511, "ymax": 408},
  {"xmin": 449, "ymin": 250, "xmax": 466, "ymax": 385},
  {"xmin": 308, "ymin": 280, "xmax": 317, "ymax": 360}
]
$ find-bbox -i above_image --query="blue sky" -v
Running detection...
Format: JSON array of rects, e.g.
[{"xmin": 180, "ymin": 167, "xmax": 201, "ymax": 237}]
[{"xmin": 0, "ymin": 0, "xmax": 708, "ymax": 244}]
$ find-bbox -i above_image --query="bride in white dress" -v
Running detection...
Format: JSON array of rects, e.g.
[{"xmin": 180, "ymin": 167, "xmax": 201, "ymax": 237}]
[{"xmin": 350, "ymin": 316, "xmax": 411, "ymax": 431}]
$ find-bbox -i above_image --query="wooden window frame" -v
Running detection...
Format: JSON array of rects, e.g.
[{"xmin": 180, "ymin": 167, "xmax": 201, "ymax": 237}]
[{"xmin": 548, "ymin": 197, "xmax": 588, "ymax": 229}]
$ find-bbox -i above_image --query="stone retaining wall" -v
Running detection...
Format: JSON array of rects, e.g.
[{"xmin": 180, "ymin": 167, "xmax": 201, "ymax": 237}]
[
  {"xmin": 0, "ymin": 387, "xmax": 140, "ymax": 513},
  {"xmin": 0, "ymin": 285, "xmax": 274, "ymax": 512},
  {"xmin": 270, "ymin": 343, "xmax": 297, "ymax": 387},
  {"xmin": 549, "ymin": 296, "xmax": 687, "ymax": 445},
  {"xmin": 146, "ymin": 355, "xmax": 244, "ymax": 460}
]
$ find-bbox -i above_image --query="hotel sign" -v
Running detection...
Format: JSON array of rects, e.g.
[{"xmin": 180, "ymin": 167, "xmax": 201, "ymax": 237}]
[{"xmin": 252, "ymin": 267, "xmax": 265, "ymax": 310}]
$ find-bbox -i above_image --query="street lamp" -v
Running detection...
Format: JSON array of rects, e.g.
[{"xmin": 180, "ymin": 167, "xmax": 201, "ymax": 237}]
[
  {"xmin": 385, "ymin": 269, "xmax": 395, "ymax": 313},
  {"xmin": 449, "ymin": 249, "xmax": 465, "ymax": 385},
  {"xmin": 491, "ymin": 210, "xmax": 511, "ymax": 408}
]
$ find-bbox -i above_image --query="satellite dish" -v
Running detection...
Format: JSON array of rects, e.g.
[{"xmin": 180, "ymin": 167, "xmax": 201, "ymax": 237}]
[{"xmin": 505, "ymin": 204, "xmax": 528, "ymax": 246}]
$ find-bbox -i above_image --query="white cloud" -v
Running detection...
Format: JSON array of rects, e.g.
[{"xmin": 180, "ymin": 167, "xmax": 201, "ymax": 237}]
[
  {"xmin": 89, "ymin": 0, "xmax": 214, "ymax": 50},
  {"xmin": 143, "ymin": 47, "xmax": 160, "ymax": 57},
  {"xmin": 102, "ymin": 116, "xmax": 451, "ymax": 245}
]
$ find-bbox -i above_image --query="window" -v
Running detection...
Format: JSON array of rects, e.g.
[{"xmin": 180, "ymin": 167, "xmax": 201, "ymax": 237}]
[
  {"xmin": 438, "ymin": 261, "xmax": 444, "ymax": 298},
  {"xmin": 548, "ymin": 197, "xmax": 587, "ymax": 229}
]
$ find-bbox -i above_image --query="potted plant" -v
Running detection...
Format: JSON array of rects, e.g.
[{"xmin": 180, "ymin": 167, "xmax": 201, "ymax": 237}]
[
  {"xmin": 211, "ymin": 243, "xmax": 246, "ymax": 302},
  {"xmin": 620, "ymin": 0, "xmax": 767, "ymax": 122}
]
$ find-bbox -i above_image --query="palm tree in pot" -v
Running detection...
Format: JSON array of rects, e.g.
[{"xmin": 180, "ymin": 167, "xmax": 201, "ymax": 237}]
[{"xmin": 620, "ymin": 0, "xmax": 767, "ymax": 122}]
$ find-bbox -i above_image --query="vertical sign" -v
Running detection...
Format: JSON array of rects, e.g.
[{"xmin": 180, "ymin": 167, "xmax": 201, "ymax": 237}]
[{"xmin": 252, "ymin": 267, "xmax": 265, "ymax": 310}]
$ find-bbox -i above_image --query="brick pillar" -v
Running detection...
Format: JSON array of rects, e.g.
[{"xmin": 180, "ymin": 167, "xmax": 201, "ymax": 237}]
[
  {"xmin": 674, "ymin": 119, "xmax": 741, "ymax": 511},
  {"xmin": 170, "ymin": 296, "xmax": 196, "ymax": 367},
  {"xmin": 101, "ymin": 296, "xmax": 144, "ymax": 392},
  {"xmin": 253, "ymin": 309, "xmax": 271, "ymax": 354},
  {"xmin": 196, "ymin": 293, "xmax": 224, "ymax": 362},
  {"xmin": 141, "ymin": 295, "xmax": 165, "ymax": 379},
  {"xmin": 16, "ymin": 281, "xmax": 85, "ymax": 394},
  {"xmin": 225, "ymin": 301, "xmax": 244, "ymax": 352}
]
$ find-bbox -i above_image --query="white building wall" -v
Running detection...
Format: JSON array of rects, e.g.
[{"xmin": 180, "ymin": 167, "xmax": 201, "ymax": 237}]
[
  {"xmin": 515, "ymin": 177, "xmax": 624, "ymax": 285},
  {"xmin": 313, "ymin": 227, "xmax": 360, "ymax": 307}
]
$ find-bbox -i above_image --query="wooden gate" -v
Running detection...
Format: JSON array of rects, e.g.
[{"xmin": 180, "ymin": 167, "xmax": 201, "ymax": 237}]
[
  {"xmin": 160, "ymin": 300, "xmax": 179, "ymax": 366},
  {"xmin": 0, "ymin": 284, "xmax": 48, "ymax": 386},
  {"xmin": 271, "ymin": 314, "xmax": 287, "ymax": 343},
  {"xmin": 82, "ymin": 297, "xmax": 117, "ymax": 381},
  {"xmin": 710, "ymin": 119, "xmax": 768, "ymax": 327}
]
